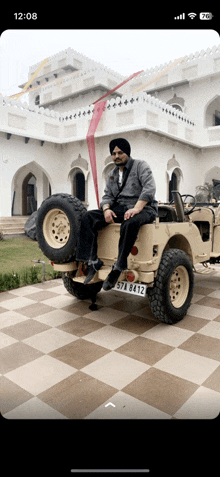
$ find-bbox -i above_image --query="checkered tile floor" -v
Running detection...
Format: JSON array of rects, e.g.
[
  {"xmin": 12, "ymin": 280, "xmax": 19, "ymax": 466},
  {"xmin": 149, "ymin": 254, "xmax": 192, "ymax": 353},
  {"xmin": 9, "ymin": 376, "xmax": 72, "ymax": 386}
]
[{"xmin": 1, "ymin": 267, "xmax": 220, "ymax": 420}]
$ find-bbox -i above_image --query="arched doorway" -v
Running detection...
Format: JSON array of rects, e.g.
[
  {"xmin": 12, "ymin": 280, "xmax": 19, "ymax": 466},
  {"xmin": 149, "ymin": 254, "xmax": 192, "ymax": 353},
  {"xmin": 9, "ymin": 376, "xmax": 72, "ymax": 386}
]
[
  {"xmin": 12, "ymin": 161, "xmax": 52, "ymax": 216},
  {"xmin": 74, "ymin": 172, "xmax": 85, "ymax": 202},
  {"xmin": 22, "ymin": 173, "xmax": 37, "ymax": 215},
  {"xmin": 169, "ymin": 171, "xmax": 178, "ymax": 202}
]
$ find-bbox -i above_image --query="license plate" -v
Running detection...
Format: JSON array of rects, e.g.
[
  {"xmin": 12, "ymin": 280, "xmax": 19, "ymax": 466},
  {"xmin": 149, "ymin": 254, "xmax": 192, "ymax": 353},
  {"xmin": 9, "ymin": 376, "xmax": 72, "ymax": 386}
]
[{"xmin": 113, "ymin": 281, "xmax": 147, "ymax": 296}]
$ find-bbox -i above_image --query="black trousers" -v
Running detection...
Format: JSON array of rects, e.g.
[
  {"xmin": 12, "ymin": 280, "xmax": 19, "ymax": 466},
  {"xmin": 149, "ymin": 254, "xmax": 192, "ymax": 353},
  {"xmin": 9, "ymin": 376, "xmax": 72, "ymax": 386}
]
[{"xmin": 76, "ymin": 204, "xmax": 157, "ymax": 271}]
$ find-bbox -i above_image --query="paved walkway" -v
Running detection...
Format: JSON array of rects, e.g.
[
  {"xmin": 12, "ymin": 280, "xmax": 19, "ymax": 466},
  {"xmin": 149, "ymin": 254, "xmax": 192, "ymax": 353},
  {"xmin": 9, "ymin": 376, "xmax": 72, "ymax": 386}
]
[{"xmin": 1, "ymin": 267, "xmax": 220, "ymax": 419}]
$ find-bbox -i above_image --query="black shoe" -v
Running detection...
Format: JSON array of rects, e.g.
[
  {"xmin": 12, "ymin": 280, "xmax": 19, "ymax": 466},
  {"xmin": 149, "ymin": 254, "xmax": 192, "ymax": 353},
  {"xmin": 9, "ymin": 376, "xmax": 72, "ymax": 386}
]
[
  {"xmin": 84, "ymin": 259, "xmax": 103, "ymax": 285},
  {"xmin": 102, "ymin": 268, "xmax": 121, "ymax": 291}
]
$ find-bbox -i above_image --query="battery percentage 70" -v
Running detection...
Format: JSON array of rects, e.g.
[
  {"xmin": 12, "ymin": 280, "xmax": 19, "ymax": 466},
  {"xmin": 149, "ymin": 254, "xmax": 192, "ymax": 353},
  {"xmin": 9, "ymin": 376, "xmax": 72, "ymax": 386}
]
[{"xmin": 199, "ymin": 12, "xmax": 213, "ymax": 20}]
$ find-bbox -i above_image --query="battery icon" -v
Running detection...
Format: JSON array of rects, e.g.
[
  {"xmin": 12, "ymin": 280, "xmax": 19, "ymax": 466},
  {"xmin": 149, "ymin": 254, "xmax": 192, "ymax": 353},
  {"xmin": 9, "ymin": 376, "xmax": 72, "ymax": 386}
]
[{"xmin": 199, "ymin": 12, "xmax": 213, "ymax": 20}]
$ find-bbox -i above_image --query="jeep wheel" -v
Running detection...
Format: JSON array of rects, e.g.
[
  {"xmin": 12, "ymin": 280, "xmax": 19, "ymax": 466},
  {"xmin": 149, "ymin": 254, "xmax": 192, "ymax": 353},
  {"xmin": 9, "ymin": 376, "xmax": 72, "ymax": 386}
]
[
  {"xmin": 148, "ymin": 249, "xmax": 194, "ymax": 324},
  {"xmin": 36, "ymin": 194, "xmax": 86, "ymax": 263},
  {"xmin": 62, "ymin": 272, "xmax": 103, "ymax": 300}
]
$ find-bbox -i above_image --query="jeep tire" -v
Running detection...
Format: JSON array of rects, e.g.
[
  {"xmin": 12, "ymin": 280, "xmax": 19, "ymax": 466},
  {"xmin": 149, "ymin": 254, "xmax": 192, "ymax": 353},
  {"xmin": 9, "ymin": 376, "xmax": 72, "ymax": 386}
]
[
  {"xmin": 36, "ymin": 193, "xmax": 86, "ymax": 263},
  {"xmin": 148, "ymin": 249, "xmax": 194, "ymax": 324},
  {"xmin": 62, "ymin": 272, "xmax": 103, "ymax": 300}
]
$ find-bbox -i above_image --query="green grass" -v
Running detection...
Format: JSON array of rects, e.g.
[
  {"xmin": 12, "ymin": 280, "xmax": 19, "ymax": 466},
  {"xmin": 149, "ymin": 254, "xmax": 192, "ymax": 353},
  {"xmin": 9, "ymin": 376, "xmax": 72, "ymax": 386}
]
[{"xmin": 0, "ymin": 236, "xmax": 61, "ymax": 291}]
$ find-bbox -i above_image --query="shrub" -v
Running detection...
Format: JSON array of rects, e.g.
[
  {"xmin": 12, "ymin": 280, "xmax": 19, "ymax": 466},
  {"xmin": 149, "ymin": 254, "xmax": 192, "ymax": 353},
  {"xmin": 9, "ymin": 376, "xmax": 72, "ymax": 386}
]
[{"xmin": 0, "ymin": 271, "xmax": 20, "ymax": 291}]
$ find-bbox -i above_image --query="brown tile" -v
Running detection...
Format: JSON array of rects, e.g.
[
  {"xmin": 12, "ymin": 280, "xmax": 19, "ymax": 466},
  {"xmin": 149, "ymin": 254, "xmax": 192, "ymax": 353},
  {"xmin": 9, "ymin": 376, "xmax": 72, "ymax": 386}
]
[
  {"xmin": 63, "ymin": 301, "xmax": 102, "ymax": 316},
  {"xmin": 111, "ymin": 315, "xmax": 158, "ymax": 335},
  {"xmin": 0, "ymin": 292, "xmax": 16, "ymax": 303},
  {"xmin": 38, "ymin": 371, "xmax": 117, "ymax": 419},
  {"xmin": 18, "ymin": 302, "xmax": 56, "ymax": 318},
  {"xmin": 26, "ymin": 291, "xmax": 60, "ymax": 302},
  {"xmin": 174, "ymin": 315, "xmax": 210, "ymax": 332},
  {"xmin": 116, "ymin": 336, "xmax": 174, "ymax": 366},
  {"xmin": 0, "ymin": 376, "xmax": 33, "ymax": 414},
  {"xmin": 111, "ymin": 299, "xmax": 146, "ymax": 313},
  {"xmin": 196, "ymin": 296, "xmax": 220, "ymax": 309},
  {"xmin": 179, "ymin": 334, "xmax": 220, "ymax": 362},
  {"xmin": 202, "ymin": 365, "xmax": 220, "ymax": 392},
  {"xmin": 193, "ymin": 286, "xmax": 215, "ymax": 296},
  {"xmin": 0, "ymin": 342, "xmax": 43, "ymax": 374},
  {"xmin": 58, "ymin": 316, "xmax": 105, "ymax": 337},
  {"xmin": 0, "ymin": 306, "xmax": 8, "ymax": 314},
  {"xmin": 122, "ymin": 368, "xmax": 198, "ymax": 415},
  {"xmin": 50, "ymin": 339, "xmax": 110, "ymax": 369},
  {"xmin": 1, "ymin": 320, "xmax": 51, "ymax": 340}
]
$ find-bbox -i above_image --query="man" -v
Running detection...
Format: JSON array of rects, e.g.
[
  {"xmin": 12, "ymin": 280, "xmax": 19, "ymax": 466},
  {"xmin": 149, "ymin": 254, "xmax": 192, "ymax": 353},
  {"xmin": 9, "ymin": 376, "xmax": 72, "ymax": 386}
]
[{"xmin": 76, "ymin": 138, "xmax": 158, "ymax": 290}]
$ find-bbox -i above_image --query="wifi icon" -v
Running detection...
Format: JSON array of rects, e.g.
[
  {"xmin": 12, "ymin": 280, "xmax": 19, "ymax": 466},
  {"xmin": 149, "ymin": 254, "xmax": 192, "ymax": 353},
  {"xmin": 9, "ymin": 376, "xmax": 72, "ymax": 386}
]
[{"xmin": 188, "ymin": 12, "xmax": 197, "ymax": 19}]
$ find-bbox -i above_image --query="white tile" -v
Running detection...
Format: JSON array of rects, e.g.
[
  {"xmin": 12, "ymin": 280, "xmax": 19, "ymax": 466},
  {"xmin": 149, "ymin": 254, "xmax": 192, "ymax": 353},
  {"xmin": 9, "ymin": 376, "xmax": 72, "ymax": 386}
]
[
  {"xmin": 154, "ymin": 348, "xmax": 219, "ymax": 385},
  {"xmin": 84, "ymin": 307, "xmax": 128, "ymax": 324},
  {"xmin": 0, "ymin": 311, "xmax": 28, "ymax": 330},
  {"xmin": 207, "ymin": 289, "xmax": 220, "ymax": 299},
  {"xmin": 142, "ymin": 324, "xmax": 194, "ymax": 347},
  {"xmin": 82, "ymin": 351, "xmax": 149, "ymax": 390},
  {"xmin": 0, "ymin": 296, "xmax": 37, "ymax": 311},
  {"xmin": 5, "ymin": 355, "xmax": 77, "ymax": 395},
  {"xmin": 0, "ymin": 331, "xmax": 17, "ymax": 349},
  {"xmin": 174, "ymin": 386, "xmax": 220, "ymax": 419},
  {"xmin": 85, "ymin": 391, "xmax": 171, "ymax": 419},
  {"xmin": 8, "ymin": 286, "xmax": 43, "ymax": 297},
  {"xmin": 84, "ymin": 325, "xmax": 136, "ymax": 350},
  {"xmin": 23, "ymin": 328, "xmax": 78, "ymax": 353},
  {"xmin": 187, "ymin": 303, "xmax": 220, "ymax": 320},
  {"xmin": 3, "ymin": 397, "xmax": 67, "ymax": 419},
  {"xmin": 42, "ymin": 295, "xmax": 78, "ymax": 308},
  {"xmin": 34, "ymin": 309, "xmax": 79, "ymax": 327},
  {"xmin": 199, "ymin": 321, "xmax": 220, "ymax": 339}
]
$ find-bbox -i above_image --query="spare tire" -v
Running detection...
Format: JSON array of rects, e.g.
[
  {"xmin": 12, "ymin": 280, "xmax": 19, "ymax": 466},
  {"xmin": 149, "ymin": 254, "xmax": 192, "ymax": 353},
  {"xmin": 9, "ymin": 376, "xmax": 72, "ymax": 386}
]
[{"xmin": 36, "ymin": 194, "xmax": 87, "ymax": 263}]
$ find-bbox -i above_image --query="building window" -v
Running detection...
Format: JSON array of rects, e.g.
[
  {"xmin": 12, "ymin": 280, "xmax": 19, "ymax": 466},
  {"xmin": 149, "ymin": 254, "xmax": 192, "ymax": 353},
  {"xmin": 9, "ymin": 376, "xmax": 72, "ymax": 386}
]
[
  {"xmin": 35, "ymin": 95, "xmax": 40, "ymax": 106},
  {"xmin": 214, "ymin": 110, "xmax": 220, "ymax": 126},
  {"xmin": 74, "ymin": 172, "xmax": 85, "ymax": 202},
  {"xmin": 166, "ymin": 94, "xmax": 185, "ymax": 112}
]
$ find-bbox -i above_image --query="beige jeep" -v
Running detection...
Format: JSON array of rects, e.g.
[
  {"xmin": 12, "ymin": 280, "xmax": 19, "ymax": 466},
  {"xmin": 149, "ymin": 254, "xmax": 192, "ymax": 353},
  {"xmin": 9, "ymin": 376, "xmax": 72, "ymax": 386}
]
[{"xmin": 36, "ymin": 191, "xmax": 220, "ymax": 324}]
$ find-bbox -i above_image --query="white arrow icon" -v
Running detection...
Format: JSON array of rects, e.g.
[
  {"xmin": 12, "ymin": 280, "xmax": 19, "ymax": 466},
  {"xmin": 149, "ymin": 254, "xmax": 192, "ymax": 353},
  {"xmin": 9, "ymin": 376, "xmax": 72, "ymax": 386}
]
[{"xmin": 105, "ymin": 402, "xmax": 115, "ymax": 408}]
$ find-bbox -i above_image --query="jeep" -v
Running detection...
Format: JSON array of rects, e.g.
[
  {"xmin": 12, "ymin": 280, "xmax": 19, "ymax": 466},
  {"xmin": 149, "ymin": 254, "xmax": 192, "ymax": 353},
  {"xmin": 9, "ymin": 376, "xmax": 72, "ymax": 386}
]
[{"xmin": 36, "ymin": 191, "xmax": 220, "ymax": 324}]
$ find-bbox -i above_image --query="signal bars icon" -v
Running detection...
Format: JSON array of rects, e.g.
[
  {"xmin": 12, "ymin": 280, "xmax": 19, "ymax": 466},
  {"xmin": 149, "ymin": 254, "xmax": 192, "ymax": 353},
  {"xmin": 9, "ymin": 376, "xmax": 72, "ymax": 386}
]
[{"xmin": 174, "ymin": 12, "xmax": 185, "ymax": 20}]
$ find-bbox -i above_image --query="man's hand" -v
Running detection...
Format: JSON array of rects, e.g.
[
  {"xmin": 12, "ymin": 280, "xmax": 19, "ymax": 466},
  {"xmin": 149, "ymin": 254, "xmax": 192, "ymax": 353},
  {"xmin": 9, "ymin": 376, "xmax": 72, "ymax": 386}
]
[
  {"xmin": 124, "ymin": 200, "xmax": 148, "ymax": 220},
  {"xmin": 124, "ymin": 208, "xmax": 140, "ymax": 220},
  {"xmin": 103, "ymin": 209, "xmax": 117, "ymax": 224}
]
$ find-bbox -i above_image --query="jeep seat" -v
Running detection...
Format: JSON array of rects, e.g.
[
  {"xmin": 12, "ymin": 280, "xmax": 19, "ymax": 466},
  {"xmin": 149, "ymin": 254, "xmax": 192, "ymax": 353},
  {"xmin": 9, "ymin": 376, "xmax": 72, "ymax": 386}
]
[{"xmin": 158, "ymin": 205, "xmax": 177, "ymax": 222}]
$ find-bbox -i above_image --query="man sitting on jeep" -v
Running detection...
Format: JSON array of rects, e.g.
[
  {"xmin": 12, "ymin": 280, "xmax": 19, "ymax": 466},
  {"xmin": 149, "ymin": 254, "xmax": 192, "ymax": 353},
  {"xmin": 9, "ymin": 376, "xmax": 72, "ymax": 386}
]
[{"xmin": 76, "ymin": 138, "xmax": 158, "ymax": 290}]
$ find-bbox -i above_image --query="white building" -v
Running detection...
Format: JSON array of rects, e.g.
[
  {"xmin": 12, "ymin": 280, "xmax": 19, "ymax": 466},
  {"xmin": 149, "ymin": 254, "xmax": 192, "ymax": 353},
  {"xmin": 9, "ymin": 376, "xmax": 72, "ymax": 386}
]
[{"xmin": 1, "ymin": 45, "xmax": 220, "ymax": 218}]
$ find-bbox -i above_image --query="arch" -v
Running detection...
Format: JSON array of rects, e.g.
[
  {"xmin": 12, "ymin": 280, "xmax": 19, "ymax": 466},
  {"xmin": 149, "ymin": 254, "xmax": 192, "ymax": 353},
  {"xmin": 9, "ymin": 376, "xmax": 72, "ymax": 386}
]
[
  {"xmin": 204, "ymin": 95, "xmax": 220, "ymax": 127},
  {"xmin": 166, "ymin": 156, "xmax": 183, "ymax": 202},
  {"xmin": 166, "ymin": 94, "xmax": 185, "ymax": 112},
  {"xmin": 68, "ymin": 166, "xmax": 88, "ymax": 204},
  {"xmin": 12, "ymin": 161, "xmax": 51, "ymax": 216},
  {"xmin": 204, "ymin": 166, "xmax": 220, "ymax": 184},
  {"xmin": 22, "ymin": 172, "xmax": 37, "ymax": 215},
  {"xmin": 101, "ymin": 162, "xmax": 115, "ymax": 196}
]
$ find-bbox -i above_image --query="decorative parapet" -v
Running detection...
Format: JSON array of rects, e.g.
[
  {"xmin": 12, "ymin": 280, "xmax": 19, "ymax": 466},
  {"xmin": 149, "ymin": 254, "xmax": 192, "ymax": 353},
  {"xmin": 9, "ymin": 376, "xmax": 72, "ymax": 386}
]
[
  {"xmin": 33, "ymin": 67, "xmax": 122, "ymax": 107},
  {"xmin": 0, "ymin": 91, "xmax": 199, "ymax": 146},
  {"xmin": 123, "ymin": 44, "xmax": 220, "ymax": 93},
  {"xmin": 28, "ymin": 47, "xmax": 124, "ymax": 83}
]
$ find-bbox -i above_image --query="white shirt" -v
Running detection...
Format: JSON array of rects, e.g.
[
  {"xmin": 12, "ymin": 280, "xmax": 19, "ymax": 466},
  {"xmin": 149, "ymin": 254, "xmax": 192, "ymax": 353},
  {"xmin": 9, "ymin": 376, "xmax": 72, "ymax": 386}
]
[{"xmin": 118, "ymin": 169, "xmax": 123, "ymax": 186}]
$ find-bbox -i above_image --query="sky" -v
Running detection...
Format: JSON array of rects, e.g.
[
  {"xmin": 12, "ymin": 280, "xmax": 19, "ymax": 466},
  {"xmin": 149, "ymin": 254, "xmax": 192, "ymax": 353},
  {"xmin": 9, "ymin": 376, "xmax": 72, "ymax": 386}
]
[{"xmin": 0, "ymin": 29, "xmax": 219, "ymax": 98}]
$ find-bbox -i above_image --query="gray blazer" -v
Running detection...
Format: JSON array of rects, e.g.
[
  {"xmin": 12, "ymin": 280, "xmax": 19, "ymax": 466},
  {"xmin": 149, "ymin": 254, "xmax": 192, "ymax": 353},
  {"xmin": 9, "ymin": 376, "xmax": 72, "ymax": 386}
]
[{"xmin": 100, "ymin": 157, "xmax": 158, "ymax": 213}]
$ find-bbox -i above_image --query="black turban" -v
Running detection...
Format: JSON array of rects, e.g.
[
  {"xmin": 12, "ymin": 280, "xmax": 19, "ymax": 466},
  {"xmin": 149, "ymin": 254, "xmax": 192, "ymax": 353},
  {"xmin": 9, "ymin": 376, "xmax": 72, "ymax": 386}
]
[{"xmin": 109, "ymin": 138, "xmax": 131, "ymax": 157}]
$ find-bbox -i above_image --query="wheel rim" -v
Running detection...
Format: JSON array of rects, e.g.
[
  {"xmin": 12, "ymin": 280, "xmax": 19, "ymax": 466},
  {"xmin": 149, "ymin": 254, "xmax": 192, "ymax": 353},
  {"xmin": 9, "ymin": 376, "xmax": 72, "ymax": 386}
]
[
  {"xmin": 169, "ymin": 265, "xmax": 189, "ymax": 308},
  {"xmin": 43, "ymin": 208, "xmax": 70, "ymax": 249}
]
